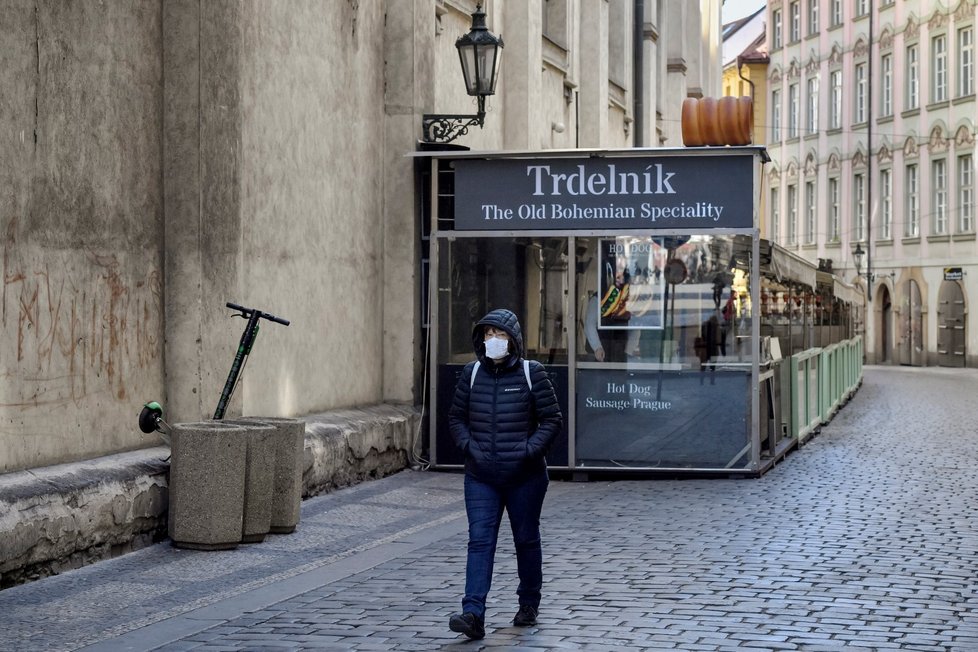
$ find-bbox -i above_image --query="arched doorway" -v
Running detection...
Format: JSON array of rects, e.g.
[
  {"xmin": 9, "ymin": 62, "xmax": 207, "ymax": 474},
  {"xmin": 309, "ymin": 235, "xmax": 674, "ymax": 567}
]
[
  {"xmin": 937, "ymin": 280, "xmax": 966, "ymax": 367},
  {"xmin": 877, "ymin": 284, "xmax": 892, "ymax": 363},
  {"xmin": 899, "ymin": 279, "xmax": 923, "ymax": 366}
]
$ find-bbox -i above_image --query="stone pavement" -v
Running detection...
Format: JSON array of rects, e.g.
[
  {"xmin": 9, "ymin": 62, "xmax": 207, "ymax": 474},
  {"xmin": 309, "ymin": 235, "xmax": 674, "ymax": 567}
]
[{"xmin": 2, "ymin": 365, "xmax": 978, "ymax": 651}]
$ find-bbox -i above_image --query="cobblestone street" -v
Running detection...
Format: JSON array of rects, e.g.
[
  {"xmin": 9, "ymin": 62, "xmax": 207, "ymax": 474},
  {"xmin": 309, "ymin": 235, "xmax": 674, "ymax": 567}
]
[{"xmin": 2, "ymin": 366, "xmax": 977, "ymax": 651}]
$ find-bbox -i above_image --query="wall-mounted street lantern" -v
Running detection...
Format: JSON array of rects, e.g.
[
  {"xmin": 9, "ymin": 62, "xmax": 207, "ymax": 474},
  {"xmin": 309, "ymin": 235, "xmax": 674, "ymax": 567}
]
[
  {"xmin": 852, "ymin": 242, "xmax": 873, "ymax": 300},
  {"xmin": 422, "ymin": 3, "xmax": 504, "ymax": 144},
  {"xmin": 852, "ymin": 242, "xmax": 865, "ymax": 278}
]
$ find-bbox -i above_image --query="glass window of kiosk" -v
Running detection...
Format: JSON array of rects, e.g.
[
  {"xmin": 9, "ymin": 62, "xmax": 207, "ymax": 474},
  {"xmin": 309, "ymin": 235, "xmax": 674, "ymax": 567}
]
[
  {"xmin": 434, "ymin": 233, "xmax": 757, "ymax": 472},
  {"xmin": 434, "ymin": 237, "xmax": 571, "ymax": 467},
  {"xmin": 573, "ymin": 235, "xmax": 754, "ymax": 470}
]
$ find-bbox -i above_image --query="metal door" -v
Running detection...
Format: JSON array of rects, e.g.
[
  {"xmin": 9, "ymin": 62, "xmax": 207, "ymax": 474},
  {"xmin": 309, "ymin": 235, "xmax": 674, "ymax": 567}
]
[{"xmin": 937, "ymin": 281, "xmax": 966, "ymax": 367}]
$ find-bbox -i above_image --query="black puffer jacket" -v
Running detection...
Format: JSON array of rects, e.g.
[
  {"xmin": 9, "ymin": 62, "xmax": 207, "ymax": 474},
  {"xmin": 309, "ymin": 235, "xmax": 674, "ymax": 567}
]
[{"xmin": 448, "ymin": 309, "xmax": 563, "ymax": 486}]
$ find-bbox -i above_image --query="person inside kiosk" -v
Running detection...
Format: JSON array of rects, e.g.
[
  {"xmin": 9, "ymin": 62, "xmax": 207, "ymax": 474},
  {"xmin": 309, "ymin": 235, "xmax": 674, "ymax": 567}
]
[{"xmin": 446, "ymin": 309, "xmax": 563, "ymax": 640}]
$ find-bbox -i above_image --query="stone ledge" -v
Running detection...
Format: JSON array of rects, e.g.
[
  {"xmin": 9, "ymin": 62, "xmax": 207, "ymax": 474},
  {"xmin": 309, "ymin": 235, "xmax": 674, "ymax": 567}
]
[{"xmin": 0, "ymin": 403, "xmax": 421, "ymax": 589}]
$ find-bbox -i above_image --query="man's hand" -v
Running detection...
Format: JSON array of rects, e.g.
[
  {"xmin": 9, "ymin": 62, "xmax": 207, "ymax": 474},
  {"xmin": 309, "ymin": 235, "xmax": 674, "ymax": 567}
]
[{"xmin": 594, "ymin": 346, "xmax": 605, "ymax": 362}]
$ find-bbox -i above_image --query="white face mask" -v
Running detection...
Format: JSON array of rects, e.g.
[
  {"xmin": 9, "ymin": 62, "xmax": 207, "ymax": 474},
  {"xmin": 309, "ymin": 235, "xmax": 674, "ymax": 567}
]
[{"xmin": 484, "ymin": 336, "xmax": 510, "ymax": 360}]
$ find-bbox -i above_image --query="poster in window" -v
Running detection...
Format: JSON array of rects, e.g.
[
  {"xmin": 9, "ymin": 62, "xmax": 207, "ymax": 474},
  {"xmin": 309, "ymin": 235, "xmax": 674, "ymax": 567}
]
[{"xmin": 597, "ymin": 237, "xmax": 666, "ymax": 330}]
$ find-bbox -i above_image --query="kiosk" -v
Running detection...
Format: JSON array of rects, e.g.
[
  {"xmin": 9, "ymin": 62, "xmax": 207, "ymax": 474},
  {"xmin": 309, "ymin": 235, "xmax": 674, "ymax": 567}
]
[{"xmin": 421, "ymin": 146, "xmax": 857, "ymax": 477}]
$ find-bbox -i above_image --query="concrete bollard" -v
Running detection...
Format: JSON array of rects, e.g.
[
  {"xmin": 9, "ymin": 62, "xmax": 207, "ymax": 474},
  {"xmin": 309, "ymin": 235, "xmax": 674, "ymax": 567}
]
[
  {"xmin": 232, "ymin": 417, "xmax": 305, "ymax": 534},
  {"xmin": 221, "ymin": 420, "xmax": 277, "ymax": 543},
  {"xmin": 168, "ymin": 421, "xmax": 249, "ymax": 550}
]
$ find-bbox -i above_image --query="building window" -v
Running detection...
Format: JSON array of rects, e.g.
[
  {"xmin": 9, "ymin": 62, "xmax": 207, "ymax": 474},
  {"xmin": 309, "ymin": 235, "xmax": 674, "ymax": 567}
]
[
  {"xmin": 805, "ymin": 181, "xmax": 817, "ymax": 244},
  {"xmin": 932, "ymin": 34, "xmax": 948, "ymax": 103},
  {"xmin": 854, "ymin": 62, "xmax": 867, "ymax": 123},
  {"xmin": 959, "ymin": 26, "xmax": 974, "ymax": 97},
  {"xmin": 771, "ymin": 89, "xmax": 782, "ymax": 141},
  {"xmin": 788, "ymin": 83, "xmax": 799, "ymax": 138},
  {"xmin": 807, "ymin": 77, "xmax": 819, "ymax": 135},
  {"xmin": 880, "ymin": 168, "xmax": 892, "ymax": 240},
  {"xmin": 960, "ymin": 154, "xmax": 975, "ymax": 232},
  {"xmin": 831, "ymin": 0, "xmax": 842, "ymax": 27},
  {"xmin": 787, "ymin": 184, "xmax": 798, "ymax": 245},
  {"xmin": 790, "ymin": 1, "xmax": 801, "ymax": 42},
  {"xmin": 830, "ymin": 70, "xmax": 842, "ymax": 129},
  {"xmin": 542, "ymin": 0, "xmax": 568, "ymax": 47},
  {"xmin": 905, "ymin": 164, "xmax": 919, "ymax": 236},
  {"xmin": 881, "ymin": 54, "xmax": 893, "ymax": 116},
  {"xmin": 932, "ymin": 159, "xmax": 948, "ymax": 234},
  {"xmin": 855, "ymin": 0, "xmax": 868, "ymax": 17},
  {"xmin": 773, "ymin": 8, "xmax": 783, "ymax": 49},
  {"xmin": 808, "ymin": 0, "xmax": 819, "ymax": 36},
  {"xmin": 853, "ymin": 173, "xmax": 866, "ymax": 241},
  {"xmin": 771, "ymin": 187, "xmax": 781, "ymax": 243},
  {"xmin": 906, "ymin": 44, "xmax": 919, "ymax": 109},
  {"xmin": 829, "ymin": 177, "xmax": 840, "ymax": 241}
]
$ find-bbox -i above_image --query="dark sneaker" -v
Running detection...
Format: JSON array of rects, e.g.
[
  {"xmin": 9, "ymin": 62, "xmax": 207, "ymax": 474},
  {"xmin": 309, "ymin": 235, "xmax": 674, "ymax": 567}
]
[
  {"xmin": 513, "ymin": 604, "xmax": 538, "ymax": 626},
  {"xmin": 449, "ymin": 612, "xmax": 485, "ymax": 640}
]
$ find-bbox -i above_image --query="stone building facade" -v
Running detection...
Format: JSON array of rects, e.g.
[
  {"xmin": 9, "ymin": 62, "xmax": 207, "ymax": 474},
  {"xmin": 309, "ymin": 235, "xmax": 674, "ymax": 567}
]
[
  {"xmin": 765, "ymin": 0, "xmax": 977, "ymax": 366},
  {"xmin": 0, "ymin": 0, "xmax": 721, "ymax": 475}
]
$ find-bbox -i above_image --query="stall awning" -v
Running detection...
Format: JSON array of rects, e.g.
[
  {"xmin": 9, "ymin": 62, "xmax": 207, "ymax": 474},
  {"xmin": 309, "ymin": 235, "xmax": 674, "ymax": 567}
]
[
  {"xmin": 833, "ymin": 278, "xmax": 862, "ymax": 305},
  {"xmin": 768, "ymin": 245, "xmax": 817, "ymax": 289}
]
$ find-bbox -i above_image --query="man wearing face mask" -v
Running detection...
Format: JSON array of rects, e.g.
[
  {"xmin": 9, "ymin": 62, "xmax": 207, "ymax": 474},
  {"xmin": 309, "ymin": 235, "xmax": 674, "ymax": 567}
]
[{"xmin": 446, "ymin": 308, "xmax": 563, "ymax": 640}]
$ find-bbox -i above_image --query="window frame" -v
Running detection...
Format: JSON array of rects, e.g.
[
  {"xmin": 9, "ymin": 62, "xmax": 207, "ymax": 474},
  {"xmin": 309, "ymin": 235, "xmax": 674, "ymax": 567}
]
[
  {"xmin": 959, "ymin": 25, "xmax": 975, "ymax": 98},
  {"xmin": 906, "ymin": 43, "xmax": 919, "ymax": 110},
  {"xmin": 807, "ymin": 0, "xmax": 819, "ymax": 37},
  {"xmin": 805, "ymin": 180, "xmax": 817, "ymax": 244},
  {"xmin": 773, "ymin": 8, "xmax": 783, "ymax": 49},
  {"xmin": 932, "ymin": 158, "xmax": 948, "ymax": 235},
  {"xmin": 853, "ymin": 172, "xmax": 866, "ymax": 241},
  {"xmin": 881, "ymin": 53, "xmax": 893, "ymax": 116},
  {"xmin": 880, "ymin": 168, "xmax": 892, "ymax": 240},
  {"xmin": 771, "ymin": 186, "xmax": 781, "ymax": 243},
  {"xmin": 854, "ymin": 61, "xmax": 868, "ymax": 123},
  {"xmin": 932, "ymin": 33, "xmax": 948, "ymax": 104},
  {"xmin": 788, "ymin": 83, "xmax": 800, "ymax": 139},
  {"xmin": 830, "ymin": 69, "xmax": 842, "ymax": 129},
  {"xmin": 806, "ymin": 77, "xmax": 819, "ymax": 135},
  {"xmin": 790, "ymin": 1, "xmax": 801, "ymax": 43},
  {"xmin": 787, "ymin": 183, "xmax": 798, "ymax": 245},
  {"xmin": 959, "ymin": 154, "xmax": 975, "ymax": 233},
  {"xmin": 829, "ymin": 177, "xmax": 841, "ymax": 241},
  {"xmin": 905, "ymin": 163, "xmax": 919, "ymax": 237},
  {"xmin": 771, "ymin": 88, "xmax": 782, "ymax": 142}
]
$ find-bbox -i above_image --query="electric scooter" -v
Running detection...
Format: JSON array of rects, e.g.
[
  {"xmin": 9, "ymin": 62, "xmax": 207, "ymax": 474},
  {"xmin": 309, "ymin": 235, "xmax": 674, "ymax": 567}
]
[{"xmin": 138, "ymin": 302, "xmax": 290, "ymax": 439}]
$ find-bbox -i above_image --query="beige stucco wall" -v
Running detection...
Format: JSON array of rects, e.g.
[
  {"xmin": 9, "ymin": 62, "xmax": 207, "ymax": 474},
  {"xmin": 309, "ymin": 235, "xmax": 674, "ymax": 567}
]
[
  {"xmin": 1, "ymin": 0, "xmax": 724, "ymax": 474},
  {"xmin": 1, "ymin": 1, "xmax": 417, "ymax": 473},
  {"xmin": 234, "ymin": 1, "xmax": 389, "ymax": 415},
  {"xmin": 1, "ymin": 2, "xmax": 165, "ymax": 473}
]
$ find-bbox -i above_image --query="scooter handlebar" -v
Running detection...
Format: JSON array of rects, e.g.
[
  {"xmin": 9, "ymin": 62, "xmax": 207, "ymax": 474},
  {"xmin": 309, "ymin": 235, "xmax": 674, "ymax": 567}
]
[{"xmin": 226, "ymin": 302, "xmax": 290, "ymax": 326}]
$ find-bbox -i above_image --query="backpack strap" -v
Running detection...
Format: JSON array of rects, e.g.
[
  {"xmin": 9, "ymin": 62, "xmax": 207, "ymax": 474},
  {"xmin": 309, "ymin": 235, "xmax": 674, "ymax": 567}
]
[{"xmin": 470, "ymin": 359, "xmax": 533, "ymax": 390}]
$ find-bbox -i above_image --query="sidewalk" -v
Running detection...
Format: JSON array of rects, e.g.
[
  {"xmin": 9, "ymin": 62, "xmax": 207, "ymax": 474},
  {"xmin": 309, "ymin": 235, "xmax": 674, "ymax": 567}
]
[{"xmin": 2, "ymin": 366, "xmax": 978, "ymax": 651}]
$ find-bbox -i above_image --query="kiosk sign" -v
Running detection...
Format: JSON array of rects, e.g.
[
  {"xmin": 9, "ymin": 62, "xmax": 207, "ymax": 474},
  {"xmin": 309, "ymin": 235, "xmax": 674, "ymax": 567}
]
[{"xmin": 454, "ymin": 154, "xmax": 753, "ymax": 230}]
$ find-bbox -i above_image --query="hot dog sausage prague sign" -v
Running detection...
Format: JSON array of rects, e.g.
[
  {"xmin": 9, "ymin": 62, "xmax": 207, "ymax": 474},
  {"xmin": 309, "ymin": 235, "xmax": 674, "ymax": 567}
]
[{"xmin": 453, "ymin": 154, "xmax": 753, "ymax": 231}]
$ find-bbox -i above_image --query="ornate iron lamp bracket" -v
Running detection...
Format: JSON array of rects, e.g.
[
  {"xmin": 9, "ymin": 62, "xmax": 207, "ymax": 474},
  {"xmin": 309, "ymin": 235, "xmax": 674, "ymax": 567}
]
[{"xmin": 421, "ymin": 112, "xmax": 485, "ymax": 144}]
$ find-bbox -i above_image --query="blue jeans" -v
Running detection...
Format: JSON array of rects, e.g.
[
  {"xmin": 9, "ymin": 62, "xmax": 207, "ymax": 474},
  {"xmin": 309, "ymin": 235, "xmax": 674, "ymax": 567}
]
[{"xmin": 461, "ymin": 470, "xmax": 549, "ymax": 619}]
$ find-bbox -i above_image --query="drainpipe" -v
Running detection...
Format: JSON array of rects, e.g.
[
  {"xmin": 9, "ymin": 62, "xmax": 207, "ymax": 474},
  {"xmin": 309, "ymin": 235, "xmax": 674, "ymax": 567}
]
[
  {"xmin": 866, "ymin": 1, "xmax": 874, "ymax": 302},
  {"xmin": 737, "ymin": 56, "xmax": 755, "ymax": 144},
  {"xmin": 633, "ymin": 0, "xmax": 645, "ymax": 146},
  {"xmin": 737, "ymin": 56, "xmax": 755, "ymax": 101}
]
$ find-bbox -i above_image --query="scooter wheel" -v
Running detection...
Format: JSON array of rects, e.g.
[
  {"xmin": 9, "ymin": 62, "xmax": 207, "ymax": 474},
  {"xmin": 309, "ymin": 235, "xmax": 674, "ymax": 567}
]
[{"xmin": 139, "ymin": 402, "xmax": 163, "ymax": 434}]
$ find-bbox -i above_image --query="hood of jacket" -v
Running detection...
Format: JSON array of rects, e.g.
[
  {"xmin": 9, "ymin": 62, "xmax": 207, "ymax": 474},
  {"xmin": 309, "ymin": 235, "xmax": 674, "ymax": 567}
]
[{"xmin": 472, "ymin": 308, "xmax": 524, "ymax": 367}]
